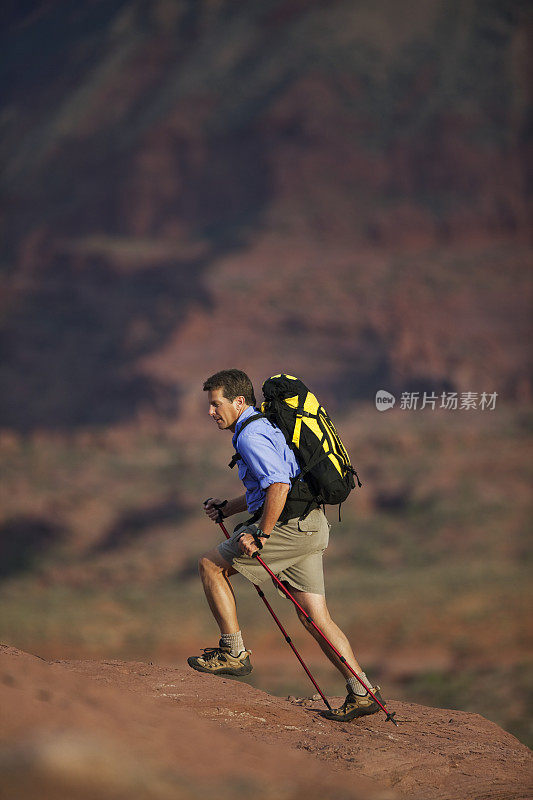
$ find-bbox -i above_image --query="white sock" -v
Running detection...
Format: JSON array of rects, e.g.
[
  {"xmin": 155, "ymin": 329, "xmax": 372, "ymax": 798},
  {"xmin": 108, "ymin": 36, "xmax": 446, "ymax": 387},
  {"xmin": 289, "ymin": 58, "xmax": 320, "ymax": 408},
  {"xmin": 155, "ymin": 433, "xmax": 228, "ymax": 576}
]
[
  {"xmin": 220, "ymin": 631, "xmax": 245, "ymax": 656},
  {"xmin": 347, "ymin": 672, "xmax": 371, "ymax": 696}
]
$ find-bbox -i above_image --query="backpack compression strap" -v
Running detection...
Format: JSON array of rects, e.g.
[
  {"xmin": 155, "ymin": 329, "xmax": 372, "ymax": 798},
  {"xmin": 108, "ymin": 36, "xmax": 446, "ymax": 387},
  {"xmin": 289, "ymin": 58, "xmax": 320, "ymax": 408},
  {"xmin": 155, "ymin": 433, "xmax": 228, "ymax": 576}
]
[{"xmin": 228, "ymin": 412, "xmax": 268, "ymax": 469}]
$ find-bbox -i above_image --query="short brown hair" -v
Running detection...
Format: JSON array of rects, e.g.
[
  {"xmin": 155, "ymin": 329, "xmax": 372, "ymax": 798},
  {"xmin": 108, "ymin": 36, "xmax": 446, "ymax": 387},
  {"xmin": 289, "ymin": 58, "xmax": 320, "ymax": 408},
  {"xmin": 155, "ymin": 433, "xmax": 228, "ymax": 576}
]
[{"xmin": 203, "ymin": 369, "xmax": 256, "ymax": 406}]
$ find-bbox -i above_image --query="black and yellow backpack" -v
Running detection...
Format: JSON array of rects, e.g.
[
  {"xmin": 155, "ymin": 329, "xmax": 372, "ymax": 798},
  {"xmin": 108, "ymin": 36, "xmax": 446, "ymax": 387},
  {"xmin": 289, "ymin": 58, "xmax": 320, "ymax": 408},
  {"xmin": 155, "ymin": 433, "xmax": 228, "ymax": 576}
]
[{"xmin": 261, "ymin": 374, "xmax": 361, "ymax": 519}]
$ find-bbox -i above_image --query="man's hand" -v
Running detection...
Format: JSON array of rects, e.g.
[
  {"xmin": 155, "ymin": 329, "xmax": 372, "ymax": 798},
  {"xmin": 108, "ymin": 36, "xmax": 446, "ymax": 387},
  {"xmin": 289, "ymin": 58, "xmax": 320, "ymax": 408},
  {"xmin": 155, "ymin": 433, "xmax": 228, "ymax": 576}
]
[
  {"xmin": 204, "ymin": 498, "xmax": 226, "ymax": 522},
  {"xmin": 237, "ymin": 530, "xmax": 261, "ymax": 557}
]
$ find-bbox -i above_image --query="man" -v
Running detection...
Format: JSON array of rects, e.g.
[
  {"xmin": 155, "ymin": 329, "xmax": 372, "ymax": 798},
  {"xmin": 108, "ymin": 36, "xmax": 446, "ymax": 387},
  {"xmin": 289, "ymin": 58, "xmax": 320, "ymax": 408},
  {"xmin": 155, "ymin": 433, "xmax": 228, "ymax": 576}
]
[{"xmin": 188, "ymin": 369, "xmax": 384, "ymax": 721}]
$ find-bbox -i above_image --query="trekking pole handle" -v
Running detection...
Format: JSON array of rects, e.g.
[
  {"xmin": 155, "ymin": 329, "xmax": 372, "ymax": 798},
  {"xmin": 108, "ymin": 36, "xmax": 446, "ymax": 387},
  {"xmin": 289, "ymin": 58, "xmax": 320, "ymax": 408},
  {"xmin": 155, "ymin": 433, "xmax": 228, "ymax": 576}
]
[
  {"xmin": 204, "ymin": 497, "xmax": 228, "ymax": 524},
  {"xmin": 251, "ymin": 532, "xmax": 264, "ymax": 551}
]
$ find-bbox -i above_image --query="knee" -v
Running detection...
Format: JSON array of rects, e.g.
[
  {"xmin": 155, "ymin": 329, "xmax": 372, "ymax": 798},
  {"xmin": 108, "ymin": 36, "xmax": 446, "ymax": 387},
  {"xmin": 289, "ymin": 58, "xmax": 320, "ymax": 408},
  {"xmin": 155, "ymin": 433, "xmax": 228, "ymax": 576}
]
[{"xmin": 198, "ymin": 554, "xmax": 218, "ymax": 580}]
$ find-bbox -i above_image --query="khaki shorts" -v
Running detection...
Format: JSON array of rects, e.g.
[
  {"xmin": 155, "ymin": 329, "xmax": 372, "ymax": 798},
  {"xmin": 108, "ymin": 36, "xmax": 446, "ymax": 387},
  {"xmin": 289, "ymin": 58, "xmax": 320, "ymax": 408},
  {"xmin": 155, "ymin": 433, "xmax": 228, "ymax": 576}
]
[{"xmin": 217, "ymin": 508, "xmax": 330, "ymax": 597}]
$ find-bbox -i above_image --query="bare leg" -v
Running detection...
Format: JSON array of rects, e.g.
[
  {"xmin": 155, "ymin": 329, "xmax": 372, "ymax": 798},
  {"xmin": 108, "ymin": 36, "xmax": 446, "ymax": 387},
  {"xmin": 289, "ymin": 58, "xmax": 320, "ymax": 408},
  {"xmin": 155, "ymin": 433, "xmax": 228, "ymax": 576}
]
[
  {"xmin": 198, "ymin": 547, "xmax": 240, "ymax": 634},
  {"xmin": 290, "ymin": 588, "xmax": 363, "ymax": 679}
]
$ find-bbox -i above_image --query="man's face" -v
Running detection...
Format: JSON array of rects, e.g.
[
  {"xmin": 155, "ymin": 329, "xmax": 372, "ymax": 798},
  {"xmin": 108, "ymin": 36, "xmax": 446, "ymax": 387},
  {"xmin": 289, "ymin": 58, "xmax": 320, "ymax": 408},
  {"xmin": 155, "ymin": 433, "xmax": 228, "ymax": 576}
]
[{"xmin": 208, "ymin": 388, "xmax": 246, "ymax": 432}]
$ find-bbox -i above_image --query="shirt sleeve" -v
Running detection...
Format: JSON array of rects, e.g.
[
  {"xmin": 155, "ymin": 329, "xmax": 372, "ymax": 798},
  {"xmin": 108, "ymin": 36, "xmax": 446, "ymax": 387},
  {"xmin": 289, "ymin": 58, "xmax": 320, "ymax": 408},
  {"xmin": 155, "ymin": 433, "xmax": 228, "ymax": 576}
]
[{"xmin": 238, "ymin": 430, "xmax": 293, "ymax": 490}]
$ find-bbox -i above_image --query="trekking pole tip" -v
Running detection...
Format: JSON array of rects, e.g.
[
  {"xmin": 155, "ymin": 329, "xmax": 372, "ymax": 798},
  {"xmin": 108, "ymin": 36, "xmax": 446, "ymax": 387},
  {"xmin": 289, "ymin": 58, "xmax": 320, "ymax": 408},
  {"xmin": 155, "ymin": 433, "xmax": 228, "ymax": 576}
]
[{"xmin": 386, "ymin": 711, "xmax": 398, "ymax": 726}]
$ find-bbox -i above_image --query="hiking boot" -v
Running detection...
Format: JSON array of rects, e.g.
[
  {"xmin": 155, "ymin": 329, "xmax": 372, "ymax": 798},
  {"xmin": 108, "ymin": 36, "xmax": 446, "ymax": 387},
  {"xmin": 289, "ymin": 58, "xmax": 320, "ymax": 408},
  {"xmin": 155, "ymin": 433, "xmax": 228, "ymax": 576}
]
[
  {"xmin": 187, "ymin": 641, "xmax": 253, "ymax": 676},
  {"xmin": 321, "ymin": 686, "xmax": 384, "ymax": 722}
]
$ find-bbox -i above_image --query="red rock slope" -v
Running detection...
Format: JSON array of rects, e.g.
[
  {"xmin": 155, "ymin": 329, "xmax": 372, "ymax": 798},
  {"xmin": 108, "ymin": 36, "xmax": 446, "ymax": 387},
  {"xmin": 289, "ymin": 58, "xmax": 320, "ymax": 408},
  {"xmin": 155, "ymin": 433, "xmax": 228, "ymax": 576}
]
[{"xmin": 1, "ymin": 645, "xmax": 531, "ymax": 800}]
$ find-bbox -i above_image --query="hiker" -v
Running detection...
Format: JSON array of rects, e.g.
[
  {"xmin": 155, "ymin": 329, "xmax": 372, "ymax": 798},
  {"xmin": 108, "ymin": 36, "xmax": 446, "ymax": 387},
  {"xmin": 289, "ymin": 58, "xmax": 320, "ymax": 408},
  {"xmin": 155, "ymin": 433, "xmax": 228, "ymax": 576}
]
[{"xmin": 188, "ymin": 369, "xmax": 384, "ymax": 721}]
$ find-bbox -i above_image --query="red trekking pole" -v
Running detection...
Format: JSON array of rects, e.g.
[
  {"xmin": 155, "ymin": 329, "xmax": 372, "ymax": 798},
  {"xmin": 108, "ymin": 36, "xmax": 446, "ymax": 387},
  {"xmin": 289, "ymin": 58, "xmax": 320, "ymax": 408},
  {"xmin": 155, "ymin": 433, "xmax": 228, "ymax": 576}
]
[
  {"xmin": 205, "ymin": 499, "xmax": 332, "ymax": 711},
  {"xmin": 248, "ymin": 541, "xmax": 398, "ymax": 726}
]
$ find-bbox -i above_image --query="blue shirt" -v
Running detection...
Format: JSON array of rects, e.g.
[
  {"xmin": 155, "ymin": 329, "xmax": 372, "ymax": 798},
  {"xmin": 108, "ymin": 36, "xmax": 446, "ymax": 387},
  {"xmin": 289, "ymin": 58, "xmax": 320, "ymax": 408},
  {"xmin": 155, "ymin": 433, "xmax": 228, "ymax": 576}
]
[{"xmin": 232, "ymin": 405, "xmax": 300, "ymax": 513}]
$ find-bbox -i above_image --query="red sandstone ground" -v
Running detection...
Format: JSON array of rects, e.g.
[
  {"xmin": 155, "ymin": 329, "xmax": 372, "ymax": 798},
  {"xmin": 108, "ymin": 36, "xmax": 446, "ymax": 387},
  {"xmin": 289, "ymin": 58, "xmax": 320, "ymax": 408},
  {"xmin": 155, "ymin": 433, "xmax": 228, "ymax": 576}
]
[{"xmin": 1, "ymin": 644, "xmax": 531, "ymax": 800}]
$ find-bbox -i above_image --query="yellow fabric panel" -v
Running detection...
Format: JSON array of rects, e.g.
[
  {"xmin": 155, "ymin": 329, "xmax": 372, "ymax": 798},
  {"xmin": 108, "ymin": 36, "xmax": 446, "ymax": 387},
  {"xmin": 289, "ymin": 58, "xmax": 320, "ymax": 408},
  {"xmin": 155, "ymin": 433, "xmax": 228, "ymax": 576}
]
[
  {"xmin": 285, "ymin": 393, "xmax": 304, "ymax": 446},
  {"xmin": 301, "ymin": 415, "xmax": 344, "ymax": 476},
  {"xmin": 326, "ymin": 448, "xmax": 344, "ymax": 476},
  {"xmin": 302, "ymin": 414, "xmax": 325, "ymax": 444},
  {"xmin": 318, "ymin": 411, "xmax": 348, "ymax": 476},
  {"xmin": 284, "ymin": 395, "xmax": 300, "ymax": 409},
  {"xmin": 322, "ymin": 415, "xmax": 345, "ymax": 458},
  {"xmin": 293, "ymin": 415, "xmax": 302, "ymax": 447},
  {"xmin": 303, "ymin": 393, "xmax": 320, "ymax": 415},
  {"xmin": 327, "ymin": 453, "xmax": 344, "ymax": 476},
  {"xmin": 326, "ymin": 418, "xmax": 349, "ymax": 463}
]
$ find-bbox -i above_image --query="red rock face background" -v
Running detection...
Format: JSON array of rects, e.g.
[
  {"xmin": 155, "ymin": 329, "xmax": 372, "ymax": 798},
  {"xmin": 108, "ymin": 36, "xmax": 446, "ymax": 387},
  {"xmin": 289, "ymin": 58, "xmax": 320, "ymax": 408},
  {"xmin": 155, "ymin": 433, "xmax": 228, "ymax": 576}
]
[
  {"xmin": 0, "ymin": 0, "xmax": 531, "ymax": 758},
  {"xmin": 0, "ymin": 0, "xmax": 530, "ymax": 429}
]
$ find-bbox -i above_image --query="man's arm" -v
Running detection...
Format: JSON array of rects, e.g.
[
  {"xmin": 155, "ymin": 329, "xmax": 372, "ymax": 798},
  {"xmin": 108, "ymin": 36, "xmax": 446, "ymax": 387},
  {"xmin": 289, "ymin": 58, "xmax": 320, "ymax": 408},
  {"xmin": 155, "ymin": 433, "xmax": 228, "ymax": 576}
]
[
  {"xmin": 204, "ymin": 494, "xmax": 247, "ymax": 521},
  {"xmin": 259, "ymin": 482, "xmax": 290, "ymax": 536},
  {"xmin": 223, "ymin": 494, "xmax": 248, "ymax": 517}
]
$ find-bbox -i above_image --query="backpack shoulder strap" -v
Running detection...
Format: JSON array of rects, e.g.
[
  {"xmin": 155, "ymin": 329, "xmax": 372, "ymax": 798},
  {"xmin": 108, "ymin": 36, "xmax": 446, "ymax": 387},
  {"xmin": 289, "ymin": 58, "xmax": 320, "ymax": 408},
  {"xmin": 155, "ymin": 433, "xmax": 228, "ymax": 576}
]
[{"xmin": 228, "ymin": 412, "xmax": 267, "ymax": 469}]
